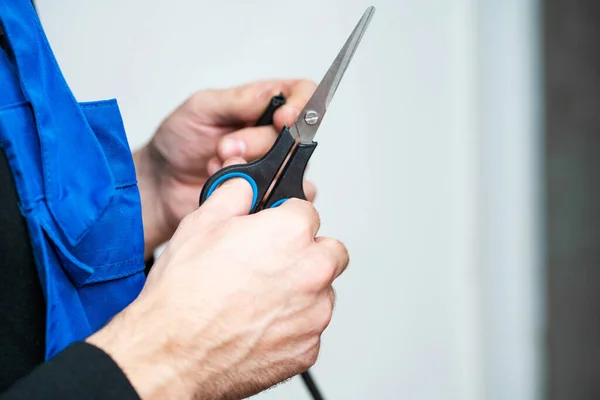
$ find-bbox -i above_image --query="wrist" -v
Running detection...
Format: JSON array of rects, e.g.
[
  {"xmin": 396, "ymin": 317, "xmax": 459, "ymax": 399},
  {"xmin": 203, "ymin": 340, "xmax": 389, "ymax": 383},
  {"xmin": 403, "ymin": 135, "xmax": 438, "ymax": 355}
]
[{"xmin": 86, "ymin": 298, "xmax": 199, "ymax": 400}]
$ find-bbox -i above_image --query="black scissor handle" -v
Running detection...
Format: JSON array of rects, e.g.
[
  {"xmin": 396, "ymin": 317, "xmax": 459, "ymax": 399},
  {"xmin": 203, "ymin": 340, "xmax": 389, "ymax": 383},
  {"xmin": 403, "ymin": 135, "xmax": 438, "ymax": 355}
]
[
  {"xmin": 198, "ymin": 126, "xmax": 296, "ymax": 214},
  {"xmin": 263, "ymin": 141, "xmax": 317, "ymax": 209}
]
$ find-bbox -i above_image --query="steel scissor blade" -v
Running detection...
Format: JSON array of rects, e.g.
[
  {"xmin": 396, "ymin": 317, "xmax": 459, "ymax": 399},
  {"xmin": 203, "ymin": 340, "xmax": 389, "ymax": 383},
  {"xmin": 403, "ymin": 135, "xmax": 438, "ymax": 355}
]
[{"xmin": 290, "ymin": 6, "xmax": 375, "ymax": 143}]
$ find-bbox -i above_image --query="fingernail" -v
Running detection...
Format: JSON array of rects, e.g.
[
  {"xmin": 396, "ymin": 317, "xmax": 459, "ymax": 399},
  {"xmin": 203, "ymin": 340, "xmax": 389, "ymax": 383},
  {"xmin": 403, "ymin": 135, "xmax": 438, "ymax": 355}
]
[{"xmin": 221, "ymin": 138, "xmax": 246, "ymax": 158}]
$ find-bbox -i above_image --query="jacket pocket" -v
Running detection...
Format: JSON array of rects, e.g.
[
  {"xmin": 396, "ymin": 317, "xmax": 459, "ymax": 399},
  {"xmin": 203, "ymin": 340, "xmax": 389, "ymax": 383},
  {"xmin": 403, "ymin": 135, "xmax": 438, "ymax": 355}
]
[{"xmin": 49, "ymin": 99, "xmax": 146, "ymax": 287}]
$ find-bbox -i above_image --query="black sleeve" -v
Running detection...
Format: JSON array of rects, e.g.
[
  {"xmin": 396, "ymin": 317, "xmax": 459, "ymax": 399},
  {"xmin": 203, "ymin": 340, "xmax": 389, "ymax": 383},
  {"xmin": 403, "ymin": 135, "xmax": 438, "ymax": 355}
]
[
  {"xmin": 0, "ymin": 342, "xmax": 140, "ymax": 400},
  {"xmin": 144, "ymin": 256, "xmax": 155, "ymax": 276}
]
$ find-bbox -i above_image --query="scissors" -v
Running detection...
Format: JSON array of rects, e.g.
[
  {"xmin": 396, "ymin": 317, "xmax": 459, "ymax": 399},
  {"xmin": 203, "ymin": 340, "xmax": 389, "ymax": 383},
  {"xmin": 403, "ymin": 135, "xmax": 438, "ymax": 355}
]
[{"xmin": 199, "ymin": 6, "xmax": 375, "ymax": 212}]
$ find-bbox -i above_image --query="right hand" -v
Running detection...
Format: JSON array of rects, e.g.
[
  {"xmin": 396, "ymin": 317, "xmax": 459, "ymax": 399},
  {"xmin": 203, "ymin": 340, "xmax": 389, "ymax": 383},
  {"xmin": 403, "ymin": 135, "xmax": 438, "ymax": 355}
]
[{"xmin": 87, "ymin": 171, "xmax": 349, "ymax": 400}]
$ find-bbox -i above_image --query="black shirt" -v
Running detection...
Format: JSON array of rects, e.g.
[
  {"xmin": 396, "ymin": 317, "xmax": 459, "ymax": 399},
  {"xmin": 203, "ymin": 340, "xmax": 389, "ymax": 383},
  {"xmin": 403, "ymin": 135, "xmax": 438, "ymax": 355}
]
[{"xmin": 0, "ymin": 145, "xmax": 140, "ymax": 399}]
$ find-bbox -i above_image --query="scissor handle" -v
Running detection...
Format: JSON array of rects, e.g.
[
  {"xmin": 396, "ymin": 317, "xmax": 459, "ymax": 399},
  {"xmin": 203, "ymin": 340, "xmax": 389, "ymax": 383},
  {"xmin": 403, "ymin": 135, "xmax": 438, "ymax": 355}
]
[
  {"xmin": 263, "ymin": 141, "xmax": 317, "ymax": 209},
  {"xmin": 199, "ymin": 126, "xmax": 296, "ymax": 214}
]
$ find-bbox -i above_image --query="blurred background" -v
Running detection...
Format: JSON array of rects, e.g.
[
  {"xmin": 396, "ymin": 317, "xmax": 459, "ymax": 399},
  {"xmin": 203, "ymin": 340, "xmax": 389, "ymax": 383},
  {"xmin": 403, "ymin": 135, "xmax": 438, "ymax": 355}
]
[{"xmin": 34, "ymin": 0, "xmax": 600, "ymax": 399}]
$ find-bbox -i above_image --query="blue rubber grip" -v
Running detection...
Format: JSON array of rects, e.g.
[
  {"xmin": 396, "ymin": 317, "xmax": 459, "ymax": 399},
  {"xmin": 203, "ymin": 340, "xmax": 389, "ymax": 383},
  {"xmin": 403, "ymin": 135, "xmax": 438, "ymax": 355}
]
[
  {"xmin": 205, "ymin": 172, "xmax": 259, "ymax": 211},
  {"xmin": 269, "ymin": 198, "xmax": 289, "ymax": 208}
]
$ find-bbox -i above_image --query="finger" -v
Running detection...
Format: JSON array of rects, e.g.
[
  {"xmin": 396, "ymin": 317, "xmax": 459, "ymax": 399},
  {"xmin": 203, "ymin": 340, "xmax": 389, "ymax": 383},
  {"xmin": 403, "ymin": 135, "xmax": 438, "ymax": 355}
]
[
  {"xmin": 273, "ymin": 80, "xmax": 318, "ymax": 130},
  {"xmin": 314, "ymin": 237, "xmax": 349, "ymax": 281},
  {"xmin": 206, "ymin": 157, "xmax": 223, "ymax": 176},
  {"xmin": 222, "ymin": 156, "xmax": 247, "ymax": 168},
  {"xmin": 207, "ymin": 155, "xmax": 246, "ymax": 176},
  {"xmin": 304, "ymin": 180, "xmax": 317, "ymax": 203},
  {"xmin": 191, "ymin": 79, "xmax": 312, "ymax": 127},
  {"xmin": 277, "ymin": 198, "xmax": 321, "ymax": 238},
  {"xmin": 199, "ymin": 175, "xmax": 254, "ymax": 223},
  {"xmin": 216, "ymin": 135, "xmax": 248, "ymax": 160},
  {"xmin": 217, "ymin": 126, "xmax": 278, "ymax": 161}
]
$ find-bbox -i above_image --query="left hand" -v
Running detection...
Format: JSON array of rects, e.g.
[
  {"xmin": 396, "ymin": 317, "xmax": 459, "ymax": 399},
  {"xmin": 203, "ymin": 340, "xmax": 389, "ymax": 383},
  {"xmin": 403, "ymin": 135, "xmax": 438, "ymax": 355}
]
[{"xmin": 133, "ymin": 79, "xmax": 318, "ymax": 258}]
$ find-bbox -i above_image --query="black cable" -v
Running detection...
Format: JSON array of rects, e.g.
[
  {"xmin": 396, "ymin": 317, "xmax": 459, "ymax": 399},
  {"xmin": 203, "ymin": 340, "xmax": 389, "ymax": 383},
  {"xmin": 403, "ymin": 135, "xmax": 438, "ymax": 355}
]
[
  {"xmin": 255, "ymin": 94, "xmax": 326, "ymax": 400},
  {"xmin": 301, "ymin": 371, "xmax": 325, "ymax": 400},
  {"xmin": 255, "ymin": 92, "xmax": 286, "ymax": 126}
]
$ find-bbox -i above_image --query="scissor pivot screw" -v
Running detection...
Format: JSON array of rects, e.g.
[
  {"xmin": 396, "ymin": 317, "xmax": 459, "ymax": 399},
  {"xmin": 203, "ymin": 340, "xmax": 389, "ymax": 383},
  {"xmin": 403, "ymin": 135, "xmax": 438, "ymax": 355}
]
[{"xmin": 304, "ymin": 110, "xmax": 320, "ymax": 125}]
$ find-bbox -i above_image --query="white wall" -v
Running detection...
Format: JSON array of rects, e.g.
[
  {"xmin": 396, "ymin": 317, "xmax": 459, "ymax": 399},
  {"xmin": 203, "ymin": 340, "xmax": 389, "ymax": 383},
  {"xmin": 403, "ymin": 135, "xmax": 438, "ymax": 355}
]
[{"xmin": 36, "ymin": 1, "xmax": 541, "ymax": 399}]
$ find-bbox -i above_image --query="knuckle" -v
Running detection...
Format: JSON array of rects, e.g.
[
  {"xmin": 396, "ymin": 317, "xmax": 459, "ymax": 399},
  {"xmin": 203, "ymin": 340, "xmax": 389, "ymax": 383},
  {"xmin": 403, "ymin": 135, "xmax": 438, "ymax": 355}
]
[
  {"xmin": 302, "ymin": 252, "xmax": 335, "ymax": 291},
  {"xmin": 171, "ymin": 210, "xmax": 208, "ymax": 244},
  {"xmin": 316, "ymin": 297, "xmax": 334, "ymax": 331},
  {"xmin": 301, "ymin": 339, "xmax": 321, "ymax": 369},
  {"xmin": 300, "ymin": 200, "xmax": 320, "ymax": 229},
  {"xmin": 179, "ymin": 209, "xmax": 199, "ymax": 229},
  {"xmin": 334, "ymin": 239, "xmax": 350, "ymax": 269},
  {"xmin": 289, "ymin": 215, "xmax": 310, "ymax": 239},
  {"xmin": 317, "ymin": 257, "xmax": 337, "ymax": 287},
  {"xmin": 285, "ymin": 199, "xmax": 318, "ymax": 239},
  {"xmin": 306, "ymin": 350, "xmax": 319, "ymax": 369},
  {"xmin": 186, "ymin": 92, "xmax": 201, "ymax": 109},
  {"xmin": 233, "ymin": 84, "xmax": 249, "ymax": 100},
  {"xmin": 188, "ymin": 90, "xmax": 213, "ymax": 116},
  {"xmin": 319, "ymin": 238, "xmax": 349, "ymax": 274}
]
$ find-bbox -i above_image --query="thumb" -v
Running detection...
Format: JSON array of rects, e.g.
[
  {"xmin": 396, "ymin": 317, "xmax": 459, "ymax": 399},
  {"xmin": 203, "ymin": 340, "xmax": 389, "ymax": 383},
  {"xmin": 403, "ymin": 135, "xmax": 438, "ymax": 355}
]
[{"xmin": 198, "ymin": 158, "xmax": 254, "ymax": 223}]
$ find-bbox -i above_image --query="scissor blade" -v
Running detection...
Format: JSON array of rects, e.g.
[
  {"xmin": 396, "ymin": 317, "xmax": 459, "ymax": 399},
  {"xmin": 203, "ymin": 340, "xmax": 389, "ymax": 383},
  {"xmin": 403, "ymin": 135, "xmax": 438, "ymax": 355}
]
[{"xmin": 291, "ymin": 6, "xmax": 375, "ymax": 143}]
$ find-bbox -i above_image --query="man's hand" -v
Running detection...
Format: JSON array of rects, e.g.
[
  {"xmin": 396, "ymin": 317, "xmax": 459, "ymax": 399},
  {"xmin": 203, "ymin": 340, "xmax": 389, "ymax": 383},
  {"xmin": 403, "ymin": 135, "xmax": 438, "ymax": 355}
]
[
  {"xmin": 133, "ymin": 79, "xmax": 317, "ymax": 258},
  {"xmin": 87, "ymin": 176, "xmax": 349, "ymax": 400}
]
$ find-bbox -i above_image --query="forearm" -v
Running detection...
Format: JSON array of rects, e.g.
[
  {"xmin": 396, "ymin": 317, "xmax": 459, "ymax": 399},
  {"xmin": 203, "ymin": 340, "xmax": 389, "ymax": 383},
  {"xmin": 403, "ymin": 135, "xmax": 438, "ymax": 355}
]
[
  {"xmin": 85, "ymin": 299, "xmax": 198, "ymax": 400},
  {"xmin": 132, "ymin": 146, "xmax": 170, "ymax": 260}
]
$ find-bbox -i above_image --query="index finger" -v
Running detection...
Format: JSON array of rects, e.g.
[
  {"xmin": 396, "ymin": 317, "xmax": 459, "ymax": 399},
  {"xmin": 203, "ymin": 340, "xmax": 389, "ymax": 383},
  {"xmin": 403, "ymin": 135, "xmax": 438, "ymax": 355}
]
[{"xmin": 273, "ymin": 79, "xmax": 318, "ymax": 131}]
